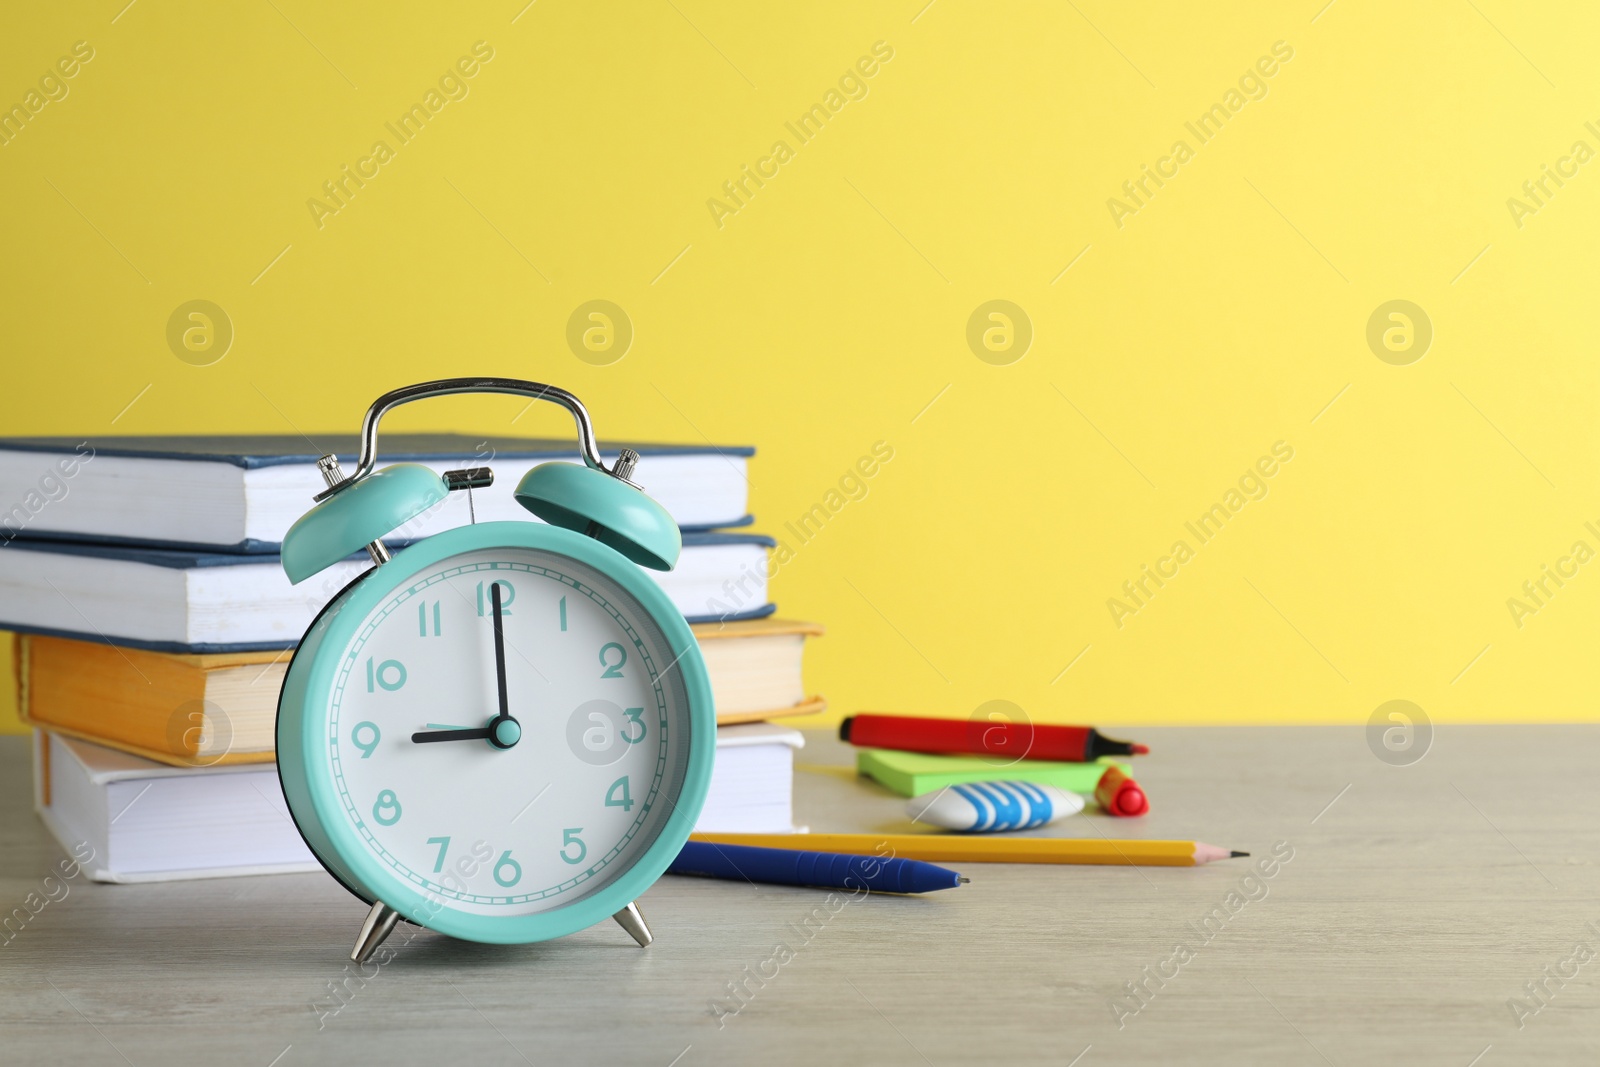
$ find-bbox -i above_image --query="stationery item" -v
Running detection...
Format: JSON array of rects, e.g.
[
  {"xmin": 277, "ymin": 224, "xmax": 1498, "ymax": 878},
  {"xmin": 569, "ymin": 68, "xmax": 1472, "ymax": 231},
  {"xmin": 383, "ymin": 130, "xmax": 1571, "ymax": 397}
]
[
  {"xmin": 0, "ymin": 434, "xmax": 753, "ymax": 552},
  {"xmin": 857, "ymin": 746, "xmax": 1126, "ymax": 799},
  {"xmin": 695, "ymin": 723, "xmax": 805, "ymax": 833},
  {"xmin": 30, "ymin": 730, "xmax": 318, "ymax": 882},
  {"xmin": 669, "ymin": 840, "xmax": 964, "ymax": 894},
  {"xmin": 1095, "ymin": 765, "xmax": 1149, "ymax": 816},
  {"xmin": 905, "ymin": 781, "xmax": 1085, "ymax": 832},
  {"xmin": 693, "ymin": 617, "xmax": 826, "ymax": 724},
  {"xmin": 690, "ymin": 833, "xmax": 1246, "ymax": 866},
  {"xmin": 19, "ymin": 635, "xmax": 284, "ymax": 765},
  {"xmin": 0, "ymin": 531, "xmax": 777, "ymax": 652},
  {"xmin": 17, "ymin": 632, "xmax": 818, "ymax": 767},
  {"xmin": 841, "ymin": 713, "xmax": 1148, "ymax": 762}
]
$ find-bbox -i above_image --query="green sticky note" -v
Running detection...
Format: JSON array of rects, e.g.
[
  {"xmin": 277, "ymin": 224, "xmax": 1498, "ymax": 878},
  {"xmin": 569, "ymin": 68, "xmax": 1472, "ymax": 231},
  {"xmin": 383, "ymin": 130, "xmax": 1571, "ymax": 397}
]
[{"xmin": 857, "ymin": 748, "xmax": 1127, "ymax": 798}]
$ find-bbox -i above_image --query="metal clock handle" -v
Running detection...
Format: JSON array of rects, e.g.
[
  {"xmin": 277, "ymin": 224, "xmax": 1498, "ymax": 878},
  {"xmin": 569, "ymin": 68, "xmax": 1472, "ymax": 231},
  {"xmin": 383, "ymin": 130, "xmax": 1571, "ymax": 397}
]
[{"xmin": 315, "ymin": 377, "xmax": 632, "ymax": 503}]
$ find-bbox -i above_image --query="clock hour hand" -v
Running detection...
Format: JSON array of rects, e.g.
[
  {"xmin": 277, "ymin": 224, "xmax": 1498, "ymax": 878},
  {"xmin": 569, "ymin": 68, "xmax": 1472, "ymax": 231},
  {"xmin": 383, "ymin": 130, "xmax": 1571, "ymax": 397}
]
[
  {"xmin": 411, "ymin": 726, "xmax": 493, "ymax": 743},
  {"xmin": 410, "ymin": 718, "xmax": 522, "ymax": 746}
]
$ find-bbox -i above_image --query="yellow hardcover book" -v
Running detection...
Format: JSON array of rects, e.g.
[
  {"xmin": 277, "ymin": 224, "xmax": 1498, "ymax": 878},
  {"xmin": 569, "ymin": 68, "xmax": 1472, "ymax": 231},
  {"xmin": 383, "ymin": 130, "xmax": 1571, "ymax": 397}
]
[
  {"xmin": 19, "ymin": 635, "xmax": 284, "ymax": 767},
  {"xmin": 19, "ymin": 619, "xmax": 824, "ymax": 767},
  {"xmin": 693, "ymin": 617, "xmax": 826, "ymax": 724}
]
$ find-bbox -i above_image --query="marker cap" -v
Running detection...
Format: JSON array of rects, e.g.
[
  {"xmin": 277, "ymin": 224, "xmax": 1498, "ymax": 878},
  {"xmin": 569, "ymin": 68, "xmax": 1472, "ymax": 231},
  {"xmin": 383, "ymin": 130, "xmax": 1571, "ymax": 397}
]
[{"xmin": 1094, "ymin": 766, "xmax": 1149, "ymax": 817}]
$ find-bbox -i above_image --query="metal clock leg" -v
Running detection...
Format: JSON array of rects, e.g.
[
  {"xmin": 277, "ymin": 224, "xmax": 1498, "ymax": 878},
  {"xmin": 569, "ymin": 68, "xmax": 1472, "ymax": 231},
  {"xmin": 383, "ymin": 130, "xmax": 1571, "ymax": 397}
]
[
  {"xmin": 351, "ymin": 900, "xmax": 401, "ymax": 963},
  {"xmin": 612, "ymin": 901, "xmax": 652, "ymax": 947}
]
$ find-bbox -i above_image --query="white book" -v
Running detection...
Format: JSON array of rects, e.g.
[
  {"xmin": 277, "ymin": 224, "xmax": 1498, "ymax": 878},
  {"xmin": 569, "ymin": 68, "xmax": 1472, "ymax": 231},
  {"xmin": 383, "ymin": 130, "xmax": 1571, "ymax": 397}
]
[
  {"xmin": 0, "ymin": 532, "xmax": 774, "ymax": 653},
  {"xmin": 32, "ymin": 731, "xmax": 318, "ymax": 883},
  {"xmin": 32, "ymin": 725, "xmax": 803, "ymax": 882},
  {"xmin": 694, "ymin": 723, "xmax": 805, "ymax": 834},
  {"xmin": 0, "ymin": 434, "xmax": 752, "ymax": 552}
]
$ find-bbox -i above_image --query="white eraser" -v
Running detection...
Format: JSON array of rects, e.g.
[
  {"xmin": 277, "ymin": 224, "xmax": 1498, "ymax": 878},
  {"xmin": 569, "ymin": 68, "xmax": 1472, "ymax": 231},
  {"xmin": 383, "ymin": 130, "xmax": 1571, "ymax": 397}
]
[{"xmin": 905, "ymin": 781, "xmax": 1085, "ymax": 832}]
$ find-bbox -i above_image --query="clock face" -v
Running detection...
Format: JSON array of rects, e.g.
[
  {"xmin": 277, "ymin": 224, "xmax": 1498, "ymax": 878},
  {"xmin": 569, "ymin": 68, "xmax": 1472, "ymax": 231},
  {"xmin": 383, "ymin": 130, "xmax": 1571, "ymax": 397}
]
[{"xmin": 318, "ymin": 544, "xmax": 695, "ymax": 918}]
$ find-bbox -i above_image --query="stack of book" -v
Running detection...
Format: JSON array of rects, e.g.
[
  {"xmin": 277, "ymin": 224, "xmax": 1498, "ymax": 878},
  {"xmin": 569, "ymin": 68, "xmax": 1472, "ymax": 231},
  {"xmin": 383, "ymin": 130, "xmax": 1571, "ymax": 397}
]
[{"xmin": 1, "ymin": 435, "xmax": 818, "ymax": 881}]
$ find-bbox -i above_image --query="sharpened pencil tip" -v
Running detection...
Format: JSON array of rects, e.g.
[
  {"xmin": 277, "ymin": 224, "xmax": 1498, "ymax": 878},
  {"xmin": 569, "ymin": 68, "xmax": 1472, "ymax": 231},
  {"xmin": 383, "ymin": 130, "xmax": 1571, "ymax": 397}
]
[{"xmin": 1230, "ymin": 851, "xmax": 1249, "ymax": 858}]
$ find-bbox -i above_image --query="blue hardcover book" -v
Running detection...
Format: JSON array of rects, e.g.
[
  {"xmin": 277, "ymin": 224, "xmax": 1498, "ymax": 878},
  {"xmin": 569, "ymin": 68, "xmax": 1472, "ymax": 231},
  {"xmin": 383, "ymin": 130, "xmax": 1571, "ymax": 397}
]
[
  {"xmin": 0, "ymin": 435, "xmax": 753, "ymax": 553},
  {"xmin": 0, "ymin": 532, "xmax": 776, "ymax": 653}
]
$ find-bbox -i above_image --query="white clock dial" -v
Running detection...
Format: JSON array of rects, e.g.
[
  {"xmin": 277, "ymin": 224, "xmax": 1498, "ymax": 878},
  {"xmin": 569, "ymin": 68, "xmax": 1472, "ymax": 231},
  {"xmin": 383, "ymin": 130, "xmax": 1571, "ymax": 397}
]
[{"xmin": 323, "ymin": 546, "xmax": 694, "ymax": 916}]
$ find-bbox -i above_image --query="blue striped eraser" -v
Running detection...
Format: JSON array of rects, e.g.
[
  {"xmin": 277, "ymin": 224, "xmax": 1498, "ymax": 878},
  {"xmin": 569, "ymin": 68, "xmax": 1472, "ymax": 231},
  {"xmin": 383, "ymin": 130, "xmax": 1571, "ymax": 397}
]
[{"xmin": 905, "ymin": 781, "xmax": 1085, "ymax": 832}]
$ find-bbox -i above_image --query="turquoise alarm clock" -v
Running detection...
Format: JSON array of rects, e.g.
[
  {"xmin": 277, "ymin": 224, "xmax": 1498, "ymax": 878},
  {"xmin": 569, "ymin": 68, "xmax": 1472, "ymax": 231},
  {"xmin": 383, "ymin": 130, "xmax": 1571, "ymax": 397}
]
[{"xmin": 275, "ymin": 378, "xmax": 715, "ymax": 962}]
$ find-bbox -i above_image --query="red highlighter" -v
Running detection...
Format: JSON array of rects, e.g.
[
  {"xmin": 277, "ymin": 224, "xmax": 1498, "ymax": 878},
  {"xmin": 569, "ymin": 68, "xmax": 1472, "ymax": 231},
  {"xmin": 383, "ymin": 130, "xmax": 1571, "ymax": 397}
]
[
  {"xmin": 1094, "ymin": 766, "xmax": 1149, "ymax": 816},
  {"xmin": 839, "ymin": 713, "xmax": 1149, "ymax": 763}
]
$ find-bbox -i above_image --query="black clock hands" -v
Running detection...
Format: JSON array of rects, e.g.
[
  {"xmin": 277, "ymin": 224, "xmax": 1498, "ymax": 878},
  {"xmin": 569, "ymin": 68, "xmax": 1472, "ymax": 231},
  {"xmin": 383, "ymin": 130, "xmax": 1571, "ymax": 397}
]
[{"xmin": 410, "ymin": 581, "xmax": 522, "ymax": 749}]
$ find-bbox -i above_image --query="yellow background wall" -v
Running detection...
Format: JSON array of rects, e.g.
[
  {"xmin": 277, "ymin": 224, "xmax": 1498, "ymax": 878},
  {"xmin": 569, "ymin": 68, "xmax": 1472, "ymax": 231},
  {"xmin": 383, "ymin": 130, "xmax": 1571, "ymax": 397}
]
[{"xmin": 2, "ymin": 2, "xmax": 1596, "ymax": 732}]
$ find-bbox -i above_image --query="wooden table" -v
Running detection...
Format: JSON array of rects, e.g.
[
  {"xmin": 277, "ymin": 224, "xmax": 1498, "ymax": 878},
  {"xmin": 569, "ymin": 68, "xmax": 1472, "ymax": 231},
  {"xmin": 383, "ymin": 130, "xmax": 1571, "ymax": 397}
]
[{"xmin": 3, "ymin": 725, "xmax": 1597, "ymax": 1065}]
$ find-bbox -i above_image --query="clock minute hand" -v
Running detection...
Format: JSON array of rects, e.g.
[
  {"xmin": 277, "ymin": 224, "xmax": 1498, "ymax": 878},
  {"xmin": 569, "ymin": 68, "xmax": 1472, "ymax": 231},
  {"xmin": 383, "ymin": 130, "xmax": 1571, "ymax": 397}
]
[
  {"xmin": 490, "ymin": 580, "xmax": 514, "ymax": 728},
  {"xmin": 467, "ymin": 581, "xmax": 525, "ymax": 750}
]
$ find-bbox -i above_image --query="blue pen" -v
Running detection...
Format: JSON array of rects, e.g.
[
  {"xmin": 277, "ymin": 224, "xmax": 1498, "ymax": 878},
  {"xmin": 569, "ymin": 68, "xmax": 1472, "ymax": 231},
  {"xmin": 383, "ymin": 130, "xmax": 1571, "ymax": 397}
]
[{"xmin": 669, "ymin": 840, "xmax": 968, "ymax": 894}]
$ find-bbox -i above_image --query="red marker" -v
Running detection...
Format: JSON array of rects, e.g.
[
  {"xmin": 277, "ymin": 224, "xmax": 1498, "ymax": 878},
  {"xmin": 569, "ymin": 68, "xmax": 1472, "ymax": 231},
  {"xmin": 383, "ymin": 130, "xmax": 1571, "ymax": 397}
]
[
  {"xmin": 838, "ymin": 713, "xmax": 1149, "ymax": 763},
  {"xmin": 1094, "ymin": 765, "xmax": 1149, "ymax": 816}
]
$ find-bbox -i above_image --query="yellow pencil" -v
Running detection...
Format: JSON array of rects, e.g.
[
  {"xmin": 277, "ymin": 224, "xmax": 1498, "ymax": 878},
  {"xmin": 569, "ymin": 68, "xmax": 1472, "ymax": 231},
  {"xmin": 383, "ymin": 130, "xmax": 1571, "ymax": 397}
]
[{"xmin": 688, "ymin": 833, "xmax": 1248, "ymax": 867}]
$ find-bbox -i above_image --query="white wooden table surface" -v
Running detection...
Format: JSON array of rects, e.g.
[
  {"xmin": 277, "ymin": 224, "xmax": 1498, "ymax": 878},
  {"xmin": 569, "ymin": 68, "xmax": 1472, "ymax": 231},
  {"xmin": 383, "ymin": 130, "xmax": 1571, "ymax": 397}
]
[{"xmin": 2, "ymin": 724, "xmax": 1598, "ymax": 1066}]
